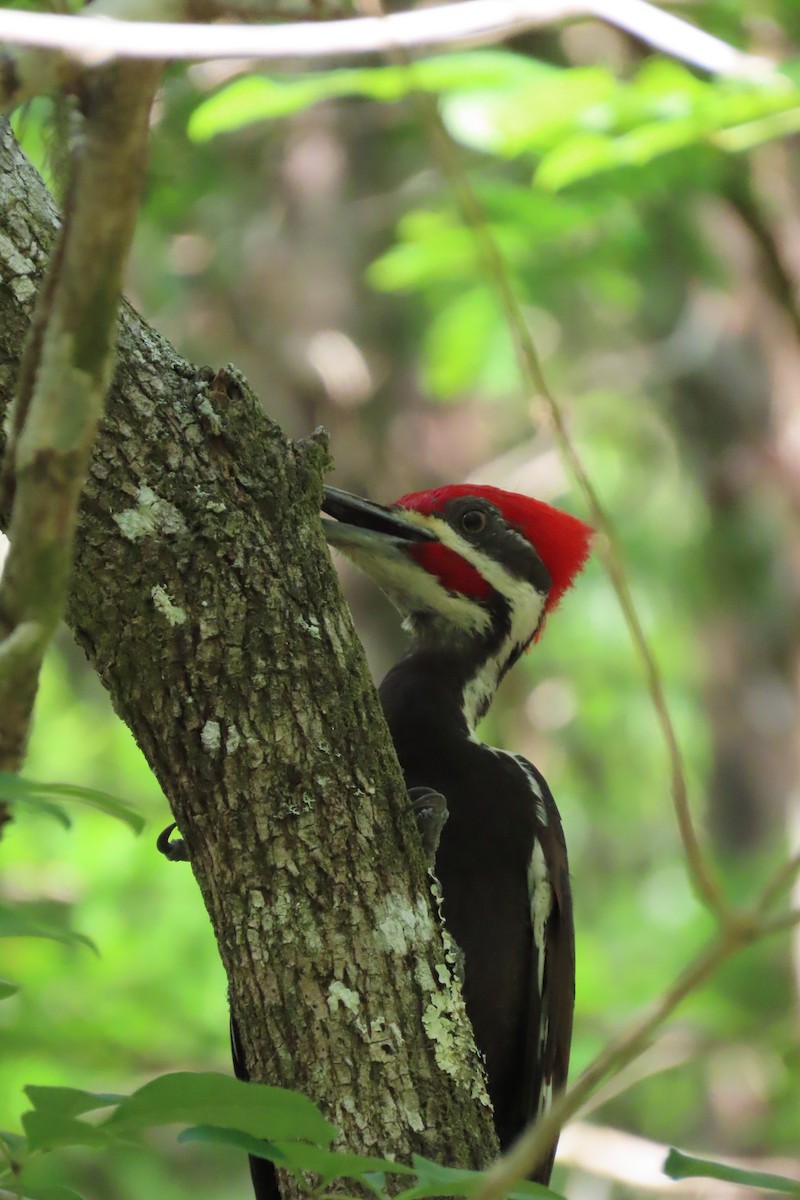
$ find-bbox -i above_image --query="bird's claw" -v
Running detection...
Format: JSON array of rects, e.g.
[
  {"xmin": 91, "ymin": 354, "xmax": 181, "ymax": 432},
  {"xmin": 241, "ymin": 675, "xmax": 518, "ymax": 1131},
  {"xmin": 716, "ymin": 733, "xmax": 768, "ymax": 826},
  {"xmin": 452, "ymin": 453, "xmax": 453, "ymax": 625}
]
[
  {"xmin": 157, "ymin": 822, "xmax": 190, "ymax": 862},
  {"xmin": 407, "ymin": 786, "xmax": 448, "ymax": 860}
]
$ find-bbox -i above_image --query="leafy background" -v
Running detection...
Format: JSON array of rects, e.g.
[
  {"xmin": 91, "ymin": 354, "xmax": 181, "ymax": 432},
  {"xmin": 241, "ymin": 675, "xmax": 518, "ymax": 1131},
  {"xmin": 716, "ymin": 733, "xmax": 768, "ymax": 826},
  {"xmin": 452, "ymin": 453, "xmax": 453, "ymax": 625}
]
[{"xmin": 3, "ymin": 1, "xmax": 800, "ymax": 1196}]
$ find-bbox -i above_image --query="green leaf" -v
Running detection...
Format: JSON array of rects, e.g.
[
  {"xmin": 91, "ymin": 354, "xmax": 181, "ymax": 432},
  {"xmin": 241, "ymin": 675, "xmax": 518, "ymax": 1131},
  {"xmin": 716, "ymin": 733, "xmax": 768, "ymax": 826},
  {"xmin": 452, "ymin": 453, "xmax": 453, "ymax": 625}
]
[
  {"xmin": 3, "ymin": 793, "xmax": 72, "ymax": 828},
  {"xmin": 0, "ymin": 905, "xmax": 97, "ymax": 953},
  {"xmin": 715, "ymin": 105, "xmax": 800, "ymax": 153},
  {"xmin": 179, "ymin": 1124, "xmax": 287, "ymax": 1160},
  {"xmin": 20, "ymin": 1187, "xmax": 88, "ymax": 1200},
  {"xmin": 265, "ymin": 1141, "xmax": 415, "ymax": 1183},
  {"xmin": 22, "ymin": 1110, "xmax": 117, "ymax": 1153},
  {"xmin": 21, "ymin": 1087, "xmax": 125, "ymax": 1152},
  {"xmin": 105, "ymin": 1073, "xmax": 337, "ymax": 1146},
  {"xmin": 189, "ymin": 75, "xmax": 330, "ymax": 138},
  {"xmin": 664, "ymin": 1149, "xmax": 800, "ymax": 1195},
  {"xmin": 0, "ymin": 978, "xmax": 19, "ymax": 999},
  {"xmin": 180, "ymin": 1126, "xmax": 412, "ymax": 1183},
  {"xmin": 535, "ymin": 133, "xmax": 621, "ymax": 190},
  {"xmin": 188, "ymin": 52, "xmax": 543, "ymax": 141},
  {"xmin": 421, "ymin": 287, "xmax": 501, "ymax": 398},
  {"xmin": 0, "ymin": 1128, "xmax": 27, "ymax": 1155},
  {"xmin": 0, "ymin": 773, "xmax": 143, "ymax": 834},
  {"xmin": 25, "ymin": 1086, "xmax": 124, "ymax": 1118},
  {"xmin": 396, "ymin": 1157, "xmax": 562, "ymax": 1200},
  {"xmin": 443, "ymin": 66, "xmax": 619, "ymax": 158}
]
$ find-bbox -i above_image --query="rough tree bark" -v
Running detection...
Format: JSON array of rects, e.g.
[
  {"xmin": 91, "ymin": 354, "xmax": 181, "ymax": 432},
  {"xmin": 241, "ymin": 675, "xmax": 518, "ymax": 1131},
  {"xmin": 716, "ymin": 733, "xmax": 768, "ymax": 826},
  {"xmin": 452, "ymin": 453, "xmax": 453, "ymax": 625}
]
[{"xmin": 0, "ymin": 120, "xmax": 497, "ymax": 1180}]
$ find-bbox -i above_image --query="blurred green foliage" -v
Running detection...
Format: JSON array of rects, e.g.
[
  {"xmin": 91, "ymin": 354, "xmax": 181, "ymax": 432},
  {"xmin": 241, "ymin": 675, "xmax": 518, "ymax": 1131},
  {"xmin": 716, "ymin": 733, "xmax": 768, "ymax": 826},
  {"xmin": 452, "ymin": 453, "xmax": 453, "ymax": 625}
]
[{"xmin": 4, "ymin": 2, "xmax": 800, "ymax": 1197}]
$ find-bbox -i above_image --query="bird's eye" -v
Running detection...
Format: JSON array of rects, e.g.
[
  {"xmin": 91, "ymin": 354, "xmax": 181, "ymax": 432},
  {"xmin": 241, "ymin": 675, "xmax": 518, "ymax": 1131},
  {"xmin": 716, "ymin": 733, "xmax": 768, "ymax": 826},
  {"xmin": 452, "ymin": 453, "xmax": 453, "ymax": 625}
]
[{"xmin": 460, "ymin": 509, "xmax": 487, "ymax": 535}]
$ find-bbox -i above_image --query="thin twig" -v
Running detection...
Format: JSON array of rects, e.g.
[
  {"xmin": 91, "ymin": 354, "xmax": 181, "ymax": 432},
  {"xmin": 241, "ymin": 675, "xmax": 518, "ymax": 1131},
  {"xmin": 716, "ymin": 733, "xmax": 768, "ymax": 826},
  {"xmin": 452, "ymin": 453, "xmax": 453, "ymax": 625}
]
[
  {"xmin": 394, "ymin": 51, "xmax": 731, "ymax": 925},
  {"xmin": 756, "ymin": 906, "xmax": 800, "ymax": 938},
  {"xmin": 356, "ymin": 11, "xmax": 800, "ymax": 1196},
  {"xmin": 354, "ymin": 0, "xmax": 749, "ymax": 1185},
  {"xmin": 756, "ymin": 848, "xmax": 800, "ymax": 915},
  {"xmin": 0, "ymin": 0, "xmax": 776, "ymax": 84}
]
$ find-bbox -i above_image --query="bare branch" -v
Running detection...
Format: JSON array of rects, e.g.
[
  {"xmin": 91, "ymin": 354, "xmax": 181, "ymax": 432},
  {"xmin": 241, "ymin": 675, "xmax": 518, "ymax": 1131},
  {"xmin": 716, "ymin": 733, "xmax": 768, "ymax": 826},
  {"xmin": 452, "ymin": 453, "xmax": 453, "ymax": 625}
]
[
  {"xmin": 0, "ymin": 0, "xmax": 775, "ymax": 107},
  {"xmin": 0, "ymin": 60, "xmax": 161, "ymax": 770}
]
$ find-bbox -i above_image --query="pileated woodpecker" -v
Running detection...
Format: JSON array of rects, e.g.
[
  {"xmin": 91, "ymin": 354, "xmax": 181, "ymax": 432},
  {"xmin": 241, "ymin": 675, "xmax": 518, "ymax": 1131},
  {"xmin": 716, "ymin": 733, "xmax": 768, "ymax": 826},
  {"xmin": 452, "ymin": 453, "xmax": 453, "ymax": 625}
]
[
  {"xmin": 321, "ymin": 483, "xmax": 591, "ymax": 1183},
  {"xmin": 159, "ymin": 481, "xmax": 590, "ymax": 1195}
]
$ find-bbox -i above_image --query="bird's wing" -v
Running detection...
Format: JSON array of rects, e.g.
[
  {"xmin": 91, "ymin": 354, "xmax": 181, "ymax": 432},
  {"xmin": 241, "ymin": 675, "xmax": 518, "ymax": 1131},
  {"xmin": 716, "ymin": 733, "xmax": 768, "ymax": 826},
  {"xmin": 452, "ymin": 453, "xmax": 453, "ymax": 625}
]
[{"xmin": 511, "ymin": 755, "xmax": 575, "ymax": 1182}]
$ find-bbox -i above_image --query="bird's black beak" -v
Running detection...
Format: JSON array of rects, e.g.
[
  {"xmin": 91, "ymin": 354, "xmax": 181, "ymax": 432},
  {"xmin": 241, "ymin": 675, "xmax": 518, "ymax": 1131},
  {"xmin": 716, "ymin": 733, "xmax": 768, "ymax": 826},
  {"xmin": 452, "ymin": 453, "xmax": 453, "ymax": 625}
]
[{"xmin": 321, "ymin": 486, "xmax": 435, "ymax": 553}]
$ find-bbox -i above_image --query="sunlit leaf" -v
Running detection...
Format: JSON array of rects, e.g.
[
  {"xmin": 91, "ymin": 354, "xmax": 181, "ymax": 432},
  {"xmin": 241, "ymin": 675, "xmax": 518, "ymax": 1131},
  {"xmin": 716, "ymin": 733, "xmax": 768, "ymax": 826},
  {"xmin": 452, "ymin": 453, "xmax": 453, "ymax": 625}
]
[
  {"xmin": 445, "ymin": 66, "xmax": 620, "ymax": 158},
  {"xmin": 422, "ymin": 287, "xmax": 501, "ymax": 397},
  {"xmin": 368, "ymin": 213, "xmax": 479, "ymax": 291},
  {"xmin": 715, "ymin": 106, "xmax": 800, "ymax": 152},
  {"xmin": 535, "ymin": 133, "xmax": 621, "ymax": 190},
  {"xmin": 188, "ymin": 52, "xmax": 543, "ymax": 141}
]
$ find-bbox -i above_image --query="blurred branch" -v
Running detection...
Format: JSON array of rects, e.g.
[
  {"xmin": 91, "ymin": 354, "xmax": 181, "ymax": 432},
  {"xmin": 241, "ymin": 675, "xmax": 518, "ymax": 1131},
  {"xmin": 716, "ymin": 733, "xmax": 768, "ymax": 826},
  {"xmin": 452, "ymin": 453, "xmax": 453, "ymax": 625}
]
[
  {"xmin": 446, "ymin": 174, "xmax": 800, "ymax": 1200},
  {"xmin": 0, "ymin": 0, "xmax": 775, "ymax": 105},
  {"xmin": 395, "ymin": 44, "xmax": 731, "ymax": 929},
  {"xmin": 756, "ymin": 848, "xmax": 800, "ymax": 914},
  {"xmin": 759, "ymin": 906, "xmax": 800, "ymax": 937},
  {"xmin": 483, "ymin": 888, "xmax": 795, "ymax": 1196},
  {"xmin": 0, "ymin": 60, "xmax": 161, "ymax": 772},
  {"xmin": 360, "ymin": 7, "xmax": 800, "ymax": 1194},
  {"xmin": 473, "ymin": 859, "xmax": 800, "ymax": 1197},
  {"xmin": 559, "ymin": 1121, "xmax": 800, "ymax": 1196},
  {"xmin": 726, "ymin": 170, "xmax": 800, "ymax": 348},
  {"xmin": 572, "ymin": 1030, "xmax": 698, "ymax": 1118}
]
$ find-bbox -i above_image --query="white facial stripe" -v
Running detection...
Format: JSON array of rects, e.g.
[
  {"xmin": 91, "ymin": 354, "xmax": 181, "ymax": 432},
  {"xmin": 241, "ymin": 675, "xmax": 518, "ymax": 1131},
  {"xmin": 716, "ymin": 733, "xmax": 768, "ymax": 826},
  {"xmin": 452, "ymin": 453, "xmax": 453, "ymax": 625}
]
[
  {"xmin": 400, "ymin": 512, "xmax": 547, "ymax": 730},
  {"xmin": 462, "ymin": 667, "xmax": 498, "ymax": 733},
  {"xmin": 337, "ymin": 542, "xmax": 490, "ymax": 635}
]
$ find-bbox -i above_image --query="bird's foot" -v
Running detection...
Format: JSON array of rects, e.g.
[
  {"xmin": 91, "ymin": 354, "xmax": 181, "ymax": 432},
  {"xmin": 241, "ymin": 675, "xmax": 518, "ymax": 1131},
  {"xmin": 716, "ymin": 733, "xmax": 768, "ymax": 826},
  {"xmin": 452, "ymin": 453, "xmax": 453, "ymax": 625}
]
[
  {"xmin": 156, "ymin": 822, "xmax": 189, "ymax": 862},
  {"xmin": 407, "ymin": 786, "xmax": 448, "ymax": 860}
]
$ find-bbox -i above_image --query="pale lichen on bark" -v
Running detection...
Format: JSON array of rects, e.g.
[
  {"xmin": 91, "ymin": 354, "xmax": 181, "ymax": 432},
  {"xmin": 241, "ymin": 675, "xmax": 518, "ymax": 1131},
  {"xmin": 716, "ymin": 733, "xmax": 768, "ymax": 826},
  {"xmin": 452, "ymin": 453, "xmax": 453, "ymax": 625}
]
[
  {"xmin": 114, "ymin": 484, "xmax": 188, "ymax": 540},
  {"xmin": 150, "ymin": 583, "xmax": 188, "ymax": 626}
]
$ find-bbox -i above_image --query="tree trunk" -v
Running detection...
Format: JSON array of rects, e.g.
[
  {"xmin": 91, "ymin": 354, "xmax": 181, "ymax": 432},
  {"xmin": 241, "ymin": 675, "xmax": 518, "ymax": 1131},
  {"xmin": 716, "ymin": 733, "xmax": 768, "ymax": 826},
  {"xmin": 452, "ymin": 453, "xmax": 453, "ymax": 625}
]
[{"xmin": 0, "ymin": 119, "xmax": 497, "ymax": 1182}]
